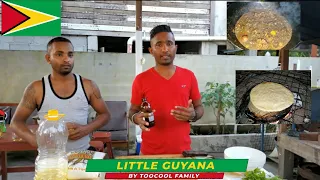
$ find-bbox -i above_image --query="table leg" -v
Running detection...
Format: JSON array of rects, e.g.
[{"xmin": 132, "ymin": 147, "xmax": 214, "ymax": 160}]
[
  {"xmin": 1, "ymin": 151, "xmax": 8, "ymax": 180},
  {"xmin": 278, "ymin": 146, "xmax": 295, "ymax": 179},
  {"xmin": 105, "ymin": 142, "xmax": 114, "ymax": 159}
]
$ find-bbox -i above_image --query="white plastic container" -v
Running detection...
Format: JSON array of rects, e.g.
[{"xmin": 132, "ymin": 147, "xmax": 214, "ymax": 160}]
[
  {"xmin": 224, "ymin": 146, "xmax": 266, "ymax": 171},
  {"xmin": 34, "ymin": 109, "xmax": 69, "ymax": 180}
]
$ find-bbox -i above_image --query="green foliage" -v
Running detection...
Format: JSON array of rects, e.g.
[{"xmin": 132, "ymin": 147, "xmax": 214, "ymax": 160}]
[
  {"xmin": 234, "ymin": 50, "xmax": 246, "ymax": 56},
  {"xmin": 243, "ymin": 168, "xmax": 282, "ymax": 180},
  {"xmin": 289, "ymin": 51, "xmax": 309, "ymax": 57},
  {"xmin": 258, "ymin": 50, "xmax": 310, "ymax": 57},
  {"xmin": 201, "ymin": 82, "xmax": 235, "ymax": 134}
]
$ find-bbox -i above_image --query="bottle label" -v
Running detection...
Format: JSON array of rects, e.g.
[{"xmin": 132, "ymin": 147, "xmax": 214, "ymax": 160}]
[
  {"xmin": 0, "ymin": 120, "xmax": 6, "ymax": 132},
  {"xmin": 148, "ymin": 114, "xmax": 154, "ymax": 122}
]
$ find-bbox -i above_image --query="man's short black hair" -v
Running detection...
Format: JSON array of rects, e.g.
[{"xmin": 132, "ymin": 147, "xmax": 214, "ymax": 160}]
[
  {"xmin": 150, "ymin": 25, "xmax": 174, "ymax": 40},
  {"xmin": 47, "ymin": 36, "xmax": 73, "ymax": 53}
]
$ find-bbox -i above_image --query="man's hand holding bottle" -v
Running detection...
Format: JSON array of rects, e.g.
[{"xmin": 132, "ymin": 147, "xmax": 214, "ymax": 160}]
[{"xmin": 132, "ymin": 110, "xmax": 155, "ymax": 131}]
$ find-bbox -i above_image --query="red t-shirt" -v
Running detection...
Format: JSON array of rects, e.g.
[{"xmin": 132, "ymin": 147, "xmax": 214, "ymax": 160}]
[{"xmin": 131, "ymin": 66, "xmax": 201, "ymax": 155}]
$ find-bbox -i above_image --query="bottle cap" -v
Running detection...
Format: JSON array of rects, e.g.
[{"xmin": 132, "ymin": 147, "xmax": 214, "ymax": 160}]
[{"xmin": 44, "ymin": 109, "xmax": 65, "ymax": 121}]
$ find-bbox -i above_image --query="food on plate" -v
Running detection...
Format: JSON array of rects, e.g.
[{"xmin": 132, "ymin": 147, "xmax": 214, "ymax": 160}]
[
  {"xmin": 248, "ymin": 82, "xmax": 294, "ymax": 119},
  {"xmin": 234, "ymin": 9, "xmax": 292, "ymax": 50},
  {"xmin": 242, "ymin": 168, "xmax": 282, "ymax": 180},
  {"xmin": 67, "ymin": 150, "xmax": 106, "ymax": 179}
]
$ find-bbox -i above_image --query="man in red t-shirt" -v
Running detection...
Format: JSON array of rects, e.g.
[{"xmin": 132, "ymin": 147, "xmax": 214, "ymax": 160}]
[{"xmin": 129, "ymin": 25, "xmax": 204, "ymax": 155}]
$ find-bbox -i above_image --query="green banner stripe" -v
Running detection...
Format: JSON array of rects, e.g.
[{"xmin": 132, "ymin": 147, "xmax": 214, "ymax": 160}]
[
  {"xmin": 86, "ymin": 159, "xmax": 248, "ymax": 172},
  {"xmin": 7, "ymin": 0, "xmax": 61, "ymax": 16}
]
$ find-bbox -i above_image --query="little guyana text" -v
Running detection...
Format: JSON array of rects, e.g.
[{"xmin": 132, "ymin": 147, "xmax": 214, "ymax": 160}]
[{"xmin": 117, "ymin": 161, "xmax": 214, "ymax": 170}]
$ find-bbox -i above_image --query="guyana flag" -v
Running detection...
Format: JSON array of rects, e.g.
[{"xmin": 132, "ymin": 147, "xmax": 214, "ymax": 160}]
[{"xmin": 1, "ymin": 0, "xmax": 61, "ymax": 36}]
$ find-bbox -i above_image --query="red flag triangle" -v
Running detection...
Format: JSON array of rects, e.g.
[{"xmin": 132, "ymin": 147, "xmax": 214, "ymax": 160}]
[{"xmin": 1, "ymin": 1, "xmax": 30, "ymax": 35}]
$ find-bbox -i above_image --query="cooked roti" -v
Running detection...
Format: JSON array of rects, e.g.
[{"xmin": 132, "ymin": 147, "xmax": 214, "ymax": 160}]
[{"xmin": 248, "ymin": 82, "xmax": 294, "ymax": 116}]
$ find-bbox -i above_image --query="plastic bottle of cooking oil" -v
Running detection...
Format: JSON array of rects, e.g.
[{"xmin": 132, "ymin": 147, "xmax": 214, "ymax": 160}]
[{"xmin": 34, "ymin": 109, "xmax": 69, "ymax": 180}]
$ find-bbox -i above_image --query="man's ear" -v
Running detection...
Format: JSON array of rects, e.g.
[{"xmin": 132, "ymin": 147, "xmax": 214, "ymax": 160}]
[
  {"xmin": 45, "ymin": 53, "xmax": 51, "ymax": 64},
  {"xmin": 148, "ymin": 47, "xmax": 153, "ymax": 55}
]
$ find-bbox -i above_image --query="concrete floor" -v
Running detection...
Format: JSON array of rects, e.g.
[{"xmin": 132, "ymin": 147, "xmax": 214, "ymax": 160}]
[{"xmin": 1, "ymin": 150, "xmax": 279, "ymax": 180}]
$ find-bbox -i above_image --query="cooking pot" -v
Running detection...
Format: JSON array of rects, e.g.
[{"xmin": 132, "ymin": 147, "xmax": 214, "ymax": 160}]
[{"xmin": 227, "ymin": 2, "xmax": 300, "ymax": 50}]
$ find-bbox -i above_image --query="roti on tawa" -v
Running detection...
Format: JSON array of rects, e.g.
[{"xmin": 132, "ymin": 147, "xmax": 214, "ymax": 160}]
[{"xmin": 248, "ymin": 82, "xmax": 294, "ymax": 117}]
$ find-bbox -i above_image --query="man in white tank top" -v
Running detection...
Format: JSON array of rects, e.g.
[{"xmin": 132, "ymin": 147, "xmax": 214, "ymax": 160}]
[{"xmin": 10, "ymin": 37, "xmax": 111, "ymax": 152}]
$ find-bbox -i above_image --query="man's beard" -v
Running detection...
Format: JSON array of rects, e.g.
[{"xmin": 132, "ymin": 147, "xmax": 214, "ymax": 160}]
[
  {"xmin": 158, "ymin": 57, "xmax": 173, "ymax": 66},
  {"xmin": 59, "ymin": 65, "xmax": 73, "ymax": 76},
  {"xmin": 60, "ymin": 71, "xmax": 71, "ymax": 75},
  {"xmin": 159, "ymin": 61, "xmax": 172, "ymax": 66}
]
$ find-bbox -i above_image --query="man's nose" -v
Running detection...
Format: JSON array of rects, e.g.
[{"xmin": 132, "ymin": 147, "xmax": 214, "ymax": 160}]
[
  {"xmin": 63, "ymin": 55, "xmax": 71, "ymax": 62},
  {"xmin": 161, "ymin": 44, "xmax": 169, "ymax": 52}
]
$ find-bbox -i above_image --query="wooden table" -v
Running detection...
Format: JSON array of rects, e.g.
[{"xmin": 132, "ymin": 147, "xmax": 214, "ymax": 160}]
[
  {"xmin": 0, "ymin": 125, "xmax": 38, "ymax": 180},
  {"xmin": 278, "ymin": 133, "xmax": 320, "ymax": 179}
]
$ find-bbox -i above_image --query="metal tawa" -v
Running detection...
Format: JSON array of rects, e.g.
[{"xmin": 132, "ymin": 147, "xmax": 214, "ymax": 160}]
[{"xmin": 244, "ymin": 106, "xmax": 292, "ymax": 124}]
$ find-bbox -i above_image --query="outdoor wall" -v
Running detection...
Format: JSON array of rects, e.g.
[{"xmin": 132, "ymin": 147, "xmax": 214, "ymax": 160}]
[
  {"xmin": 0, "ymin": 36, "xmax": 88, "ymax": 51},
  {"xmin": 61, "ymin": 1, "xmax": 212, "ymax": 37},
  {"xmin": 1, "ymin": 50, "xmax": 319, "ymax": 141}
]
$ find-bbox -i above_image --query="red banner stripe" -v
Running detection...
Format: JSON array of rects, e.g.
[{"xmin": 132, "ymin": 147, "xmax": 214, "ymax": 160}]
[{"xmin": 105, "ymin": 172, "xmax": 224, "ymax": 179}]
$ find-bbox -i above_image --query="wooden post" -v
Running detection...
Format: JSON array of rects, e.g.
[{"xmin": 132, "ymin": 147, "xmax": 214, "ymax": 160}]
[
  {"xmin": 278, "ymin": 49, "xmax": 290, "ymax": 133},
  {"xmin": 277, "ymin": 49, "xmax": 290, "ymax": 177},
  {"xmin": 276, "ymin": 50, "xmax": 280, "ymax": 67},
  {"xmin": 135, "ymin": 0, "xmax": 143, "ymax": 75},
  {"xmin": 136, "ymin": 0, "xmax": 142, "ymax": 32},
  {"xmin": 280, "ymin": 49, "xmax": 289, "ymax": 70}
]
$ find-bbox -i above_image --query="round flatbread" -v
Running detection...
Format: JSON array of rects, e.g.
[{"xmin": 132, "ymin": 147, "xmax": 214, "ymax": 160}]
[{"xmin": 248, "ymin": 82, "xmax": 294, "ymax": 117}]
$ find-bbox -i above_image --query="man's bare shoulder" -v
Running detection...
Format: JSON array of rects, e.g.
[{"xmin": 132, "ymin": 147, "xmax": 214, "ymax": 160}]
[
  {"xmin": 81, "ymin": 77, "xmax": 97, "ymax": 89},
  {"xmin": 80, "ymin": 77, "xmax": 101, "ymax": 98},
  {"xmin": 31, "ymin": 80, "xmax": 43, "ymax": 89},
  {"xmin": 24, "ymin": 80, "xmax": 42, "ymax": 93},
  {"xmin": 20, "ymin": 80, "xmax": 43, "ymax": 110},
  {"xmin": 81, "ymin": 77, "xmax": 91, "ymax": 84}
]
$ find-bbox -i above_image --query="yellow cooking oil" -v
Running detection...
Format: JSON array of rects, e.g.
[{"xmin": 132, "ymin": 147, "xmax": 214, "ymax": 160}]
[
  {"xmin": 34, "ymin": 157, "xmax": 68, "ymax": 180},
  {"xmin": 34, "ymin": 168, "xmax": 68, "ymax": 180}
]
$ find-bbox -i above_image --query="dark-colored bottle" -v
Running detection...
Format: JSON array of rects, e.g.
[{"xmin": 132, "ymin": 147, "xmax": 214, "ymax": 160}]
[{"xmin": 141, "ymin": 98, "xmax": 155, "ymax": 128}]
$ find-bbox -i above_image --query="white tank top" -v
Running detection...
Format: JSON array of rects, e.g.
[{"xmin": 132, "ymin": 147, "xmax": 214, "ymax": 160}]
[{"xmin": 37, "ymin": 73, "xmax": 90, "ymax": 152}]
